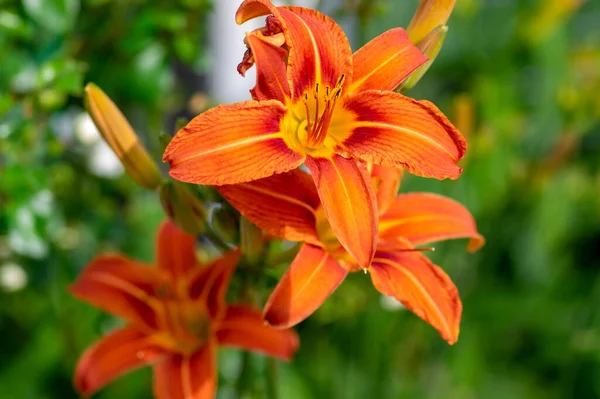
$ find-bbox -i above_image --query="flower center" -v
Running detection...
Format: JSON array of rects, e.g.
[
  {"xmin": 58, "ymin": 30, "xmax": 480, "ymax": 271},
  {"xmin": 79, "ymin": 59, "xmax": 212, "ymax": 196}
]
[
  {"xmin": 156, "ymin": 295, "xmax": 212, "ymax": 355},
  {"xmin": 298, "ymin": 74, "xmax": 346, "ymax": 149}
]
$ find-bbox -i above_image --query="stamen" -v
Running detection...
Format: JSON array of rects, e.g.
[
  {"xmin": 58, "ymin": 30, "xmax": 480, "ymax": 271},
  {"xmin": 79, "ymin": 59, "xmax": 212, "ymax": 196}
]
[{"xmin": 303, "ymin": 75, "xmax": 346, "ymax": 148}]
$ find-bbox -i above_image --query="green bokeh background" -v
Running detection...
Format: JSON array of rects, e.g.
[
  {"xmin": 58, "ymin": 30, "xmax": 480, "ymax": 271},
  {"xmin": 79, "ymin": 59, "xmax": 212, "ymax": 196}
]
[{"xmin": 1, "ymin": 0, "xmax": 600, "ymax": 398}]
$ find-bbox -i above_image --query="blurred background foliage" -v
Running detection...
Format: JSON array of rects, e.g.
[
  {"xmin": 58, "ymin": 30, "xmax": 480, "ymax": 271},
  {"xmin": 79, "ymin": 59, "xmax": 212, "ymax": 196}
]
[{"xmin": 1, "ymin": 0, "xmax": 600, "ymax": 398}]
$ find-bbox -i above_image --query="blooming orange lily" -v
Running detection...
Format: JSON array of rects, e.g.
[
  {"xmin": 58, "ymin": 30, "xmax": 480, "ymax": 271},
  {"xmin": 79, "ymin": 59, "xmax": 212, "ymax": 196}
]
[
  {"xmin": 218, "ymin": 166, "xmax": 484, "ymax": 344},
  {"xmin": 71, "ymin": 220, "xmax": 299, "ymax": 398},
  {"xmin": 163, "ymin": 0, "xmax": 467, "ymax": 271}
]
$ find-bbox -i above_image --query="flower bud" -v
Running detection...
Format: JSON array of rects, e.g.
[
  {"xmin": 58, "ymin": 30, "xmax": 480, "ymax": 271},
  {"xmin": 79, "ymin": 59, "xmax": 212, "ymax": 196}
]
[
  {"xmin": 159, "ymin": 181, "xmax": 207, "ymax": 235},
  {"xmin": 407, "ymin": 0, "xmax": 456, "ymax": 45},
  {"xmin": 400, "ymin": 25, "xmax": 448, "ymax": 91},
  {"xmin": 84, "ymin": 83, "xmax": 162, "ymax": 190}
]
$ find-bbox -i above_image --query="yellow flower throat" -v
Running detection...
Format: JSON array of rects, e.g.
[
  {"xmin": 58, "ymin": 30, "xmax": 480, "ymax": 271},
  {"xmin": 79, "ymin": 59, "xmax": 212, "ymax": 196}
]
[{"xmin": 282, "ymin": 75, "xmax": 352, "ymax": 157}]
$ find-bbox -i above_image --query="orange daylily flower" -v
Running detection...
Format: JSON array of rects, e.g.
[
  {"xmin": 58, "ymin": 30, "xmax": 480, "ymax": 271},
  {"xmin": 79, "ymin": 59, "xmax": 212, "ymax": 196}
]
[
  {"xmin": 71, "ymin": 221, "xmax": 299, "ymax": 398},
  {"xmin": 163, "ymin": 0, "xmax": 467, "ymax": 271},
  {"xmin": 218, "ymin": 167, "xmax": 484, "ymax": 344}
]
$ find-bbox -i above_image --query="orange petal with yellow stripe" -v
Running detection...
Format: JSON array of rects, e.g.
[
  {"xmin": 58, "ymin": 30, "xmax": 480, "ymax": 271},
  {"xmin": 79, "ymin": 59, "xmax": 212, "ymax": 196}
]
[
  {"xmin": 75, "ymin": 327, "xmax": 166, "ymax": 397},
  {"xmin": 163, "ymin": 100, "xmax": 304, "ymax": 185},
  {"xmin": 156, "ymin": 220, "xmax": 198, "ymax": 281},
  {"xmin": 379, "ymin": 192, "xmax": 485, "ymax": 252},
  {"xmin": 263, "ymin": 244, "xmax": 348, "ymax": 328},
  {"xmin": 370, "ymin": 249, "xmax": 461, "ymax": 344},
  {"xmin": 218, "ymin": 169, "xmax": 321, "ymax": 244},
  {"xmin": 278, "ymin": 6, "xmax": 353, "ymax": 99},
  {"xmin": 305, "ymin": 155, "xmax": 377, "ymax": 268},
  {"xmin": 350, "ymin": 28, "xmax": 427, "ymax": 92},
  {"xmin": 153, "ymin": 341, "xmax": 217, "ymax": 399},
  {"xmin": 340, "ymin": 90, "xmax": 466, "ymax": 180},
  {"xmin": 216, "ymin": 305, "xmax": 299, "ymax": 360},
  {"xmin": 70, "ymin": 255, "xmax": 168, "ymax": 331},
  {"xmin": 236, "ymin": 1, "xmax": 353, "ymax": 100}
]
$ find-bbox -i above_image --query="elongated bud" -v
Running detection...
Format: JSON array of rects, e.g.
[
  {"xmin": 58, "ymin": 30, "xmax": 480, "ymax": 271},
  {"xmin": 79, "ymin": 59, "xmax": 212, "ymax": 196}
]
[
  {"xmin": 400, "ymin": 25, "xmax": 448, "ymax": 91},
  {"xmin": 159, "ymin": 181, "xmax": 206, "ymax": 235},
  {"xmin": 407, "ymin": 0, "xmax": 456, "ymax": 45},
  {"xmin": 240, "ymin": 216, "xmax": 264, "ymax": 264},
  {"xmin": 84, "ymin": 83, "xmax": 162, "ymax": 190}
]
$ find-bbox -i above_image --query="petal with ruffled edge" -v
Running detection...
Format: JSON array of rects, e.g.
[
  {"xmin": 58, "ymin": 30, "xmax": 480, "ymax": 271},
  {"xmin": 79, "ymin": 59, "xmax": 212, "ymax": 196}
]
[
  {"xmin": 216, "ymin": 305, "xmax": 299, "ymax": 360},
  {"xmin": 305, "ymin": 155, "xmax": 377, "ymax": 269},
  {"xmin": 218, "ymin": 169, "xmax": 321, "ymax": 244},
  {"xmin": 187, "ymin": 250, "xmax": 241, "ymax": 320},
  {"xmin": 163, "ymin": 100, "xmax": 304, "ymax": 185},
  {"xmin": 337, "ymin": 90, "xmax": 466, "ymax": 180},
  {"xmin": 263, "ymin": 244, "xmax": 348, "ymax": 328},
  {"xmin": 370, "ymin": 249, "xmax": 461, "ymax": 344},
  {"xmin": 153, "ymin": 340, "xmax": 217, "ymax": 399},
  {"xmin": 236, "ymin": 0, "xmax": 353, "ymax": 100},
  {"xmin": 379, "ymin": 192, "xmax": 484, "ymax": 252},
  {"xmin": 246, "ymin": 33, "xmax": 290, "ymax": 102},
  {"xmin": 156, "ymin": 220, "xmax": 198, "ymax": 281},
  {"xmin": 70, "ymin": 255, "xmax": 168, "ymax": 331},
  {"xmin": 371, "ymin": 165, "xmax": 404, "ymax": 216},
  {"xmin": 350, "ymin": 28, "xmax": 427, "ymax": 93},
  {"xmin": 74, "ymin": 327, "xmax": 166, "ymax": 397}
]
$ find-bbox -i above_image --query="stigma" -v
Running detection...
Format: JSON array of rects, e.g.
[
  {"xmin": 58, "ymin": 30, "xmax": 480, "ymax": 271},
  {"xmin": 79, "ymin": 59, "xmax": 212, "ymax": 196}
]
[{"xmin": 301, "ymin": 74, "xmax": 346, "ymax": 149}]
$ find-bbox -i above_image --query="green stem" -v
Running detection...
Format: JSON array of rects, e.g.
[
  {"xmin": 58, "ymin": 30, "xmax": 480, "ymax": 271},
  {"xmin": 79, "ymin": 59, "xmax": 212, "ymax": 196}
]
[
  {"xmin": 266, "ymin": 358, "xmax": 279, "ymax": 399},
  {"xmin": 235, "ymin": 351, "xmax": 253, "ymax": 397}
]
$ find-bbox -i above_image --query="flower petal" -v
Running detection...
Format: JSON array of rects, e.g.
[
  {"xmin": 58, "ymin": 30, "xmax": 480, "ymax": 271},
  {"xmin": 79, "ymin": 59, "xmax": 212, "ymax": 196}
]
[
  {"xmin": 156, "ymin": 220, "xmax": 198, "ymax": 281},
  {"xmin": 217, "ymin": 169, "xmax": 321, "ymax": 244},
  {"xmin": 246, "ymin": 33, "xmax": 290, "ymax": 102},
  {"xmin": 350, "ymin": 28, "xmax": 427, "ymax": 92},
  {"xmin": 75, "ymin": 327, "xmax": 166, "ymax": 397},
  {"xmin": 237, "ymin": 1, "xmax": 353, "ymax": 99},
  {"xmin": 370, "ymin": 250, "xmax": 461, "ymax": 344},
  {"xmin": 379, "ymin": 192, "xmax": 485, "ymax": 251},
  {"xmin": 216, "ymin": 305, "xmax": 299, "ymax": 360},
  {"xmin": 339, "ymin": 90, "xmax": 467, "ymax": 180},
  {"xmin": 236, "ymin": 0, "xmax": 279, "ymax": 24},
  {"xmin": 305, "ymin": 155, "xmax": 377, "ymax": 268},
  {"xmin": 153, "ymin": 341, "xmax": 217, "ymax": 399},
  {"xmin": 278, "ymin": 6, "xmax": 353, "ymax": 99},
  {"xmin": 263, "ymin": 244, "xmax": 348, "ymax": 328},
  {"xmin": 163, "ymin": 100, "xmax": 304, "ymax": 185},
  {"xmin": 70, "ymin": 255, "xmax": 168, "ymax": 330},
  {"xmin": 187, "ymin": 250, "xmax": 241, "ymax": 319},
  {"xmin": 371, "ymin": 165, "xmax": 404, "ymax": 215}
]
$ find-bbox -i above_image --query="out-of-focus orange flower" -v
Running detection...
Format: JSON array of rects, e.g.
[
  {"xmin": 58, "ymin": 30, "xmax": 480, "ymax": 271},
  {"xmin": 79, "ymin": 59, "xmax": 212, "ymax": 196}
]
[
  {"xmin": 163, "ymin": 0, "xmax": 467, "ymax": 272},
  {"xmin": 218, "ymin": 167, "xmax": 484, "ymax": 344},
  {"xmin": 71, "ymin": 221, "xmax": 298, "ymax": 398}
]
